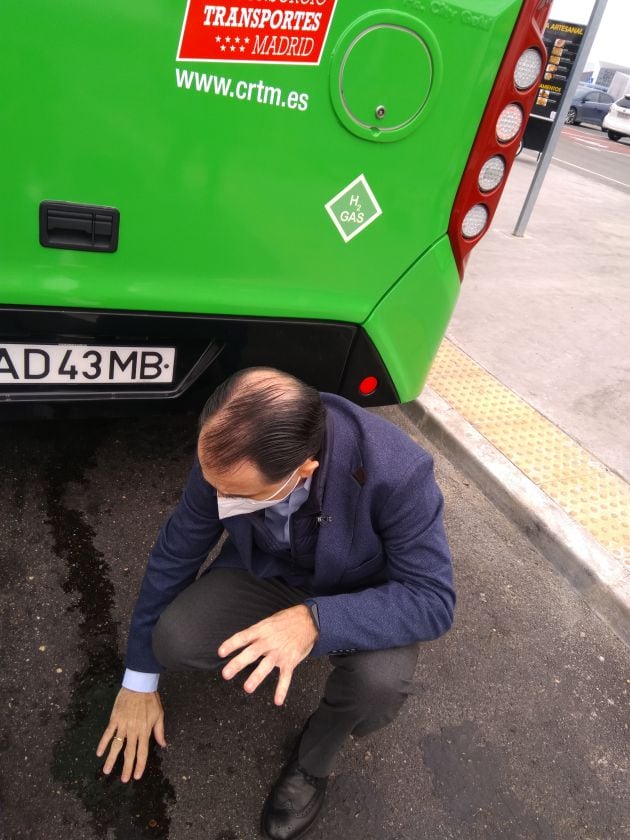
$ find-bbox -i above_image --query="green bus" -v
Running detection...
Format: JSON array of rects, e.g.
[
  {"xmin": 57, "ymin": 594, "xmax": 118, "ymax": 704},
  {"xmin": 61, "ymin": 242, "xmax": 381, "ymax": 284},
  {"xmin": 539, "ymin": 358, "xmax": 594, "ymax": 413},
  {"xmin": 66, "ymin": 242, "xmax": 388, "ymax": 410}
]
[{"xmin": 0, "ymin": 0, "xmax": 549, "ymax": 411}]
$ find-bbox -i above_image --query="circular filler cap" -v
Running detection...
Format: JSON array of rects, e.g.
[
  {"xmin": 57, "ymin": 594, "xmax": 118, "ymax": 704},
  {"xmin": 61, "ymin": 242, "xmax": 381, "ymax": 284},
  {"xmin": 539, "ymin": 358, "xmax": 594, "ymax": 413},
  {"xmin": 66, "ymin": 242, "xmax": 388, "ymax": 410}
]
[{"xmin": 339, "ymin": 25, "xmax": 433, "ymax": 133}]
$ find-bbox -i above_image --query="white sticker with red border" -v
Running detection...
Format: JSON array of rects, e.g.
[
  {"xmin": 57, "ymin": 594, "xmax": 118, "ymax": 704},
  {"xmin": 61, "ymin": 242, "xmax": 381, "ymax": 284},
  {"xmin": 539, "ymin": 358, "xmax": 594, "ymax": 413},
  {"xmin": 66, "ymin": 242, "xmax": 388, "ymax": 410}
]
[{"xmin": 177, "ymin": 0, "xmax": 339, "ymax": 65}]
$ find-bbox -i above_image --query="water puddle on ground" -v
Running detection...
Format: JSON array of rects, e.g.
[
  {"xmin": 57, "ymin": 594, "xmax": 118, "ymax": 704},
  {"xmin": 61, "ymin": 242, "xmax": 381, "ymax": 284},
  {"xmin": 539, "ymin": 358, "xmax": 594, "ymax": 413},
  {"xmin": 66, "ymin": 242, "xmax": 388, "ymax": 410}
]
[{"xmin": 44, "ymin": 423, "xmax": 175, "ymax": 838}]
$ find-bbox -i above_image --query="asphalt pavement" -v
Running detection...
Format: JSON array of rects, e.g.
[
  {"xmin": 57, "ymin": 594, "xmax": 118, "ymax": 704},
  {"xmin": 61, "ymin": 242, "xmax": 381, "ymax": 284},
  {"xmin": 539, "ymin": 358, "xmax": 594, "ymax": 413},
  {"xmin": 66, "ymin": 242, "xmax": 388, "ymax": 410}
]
[
  {"xmin": 1, "ymin": 409, "xmax": 628, "ymax": 840},
  {"xmin": 553, "ymin": 124, "xmax": 630, "ymax": 192}
]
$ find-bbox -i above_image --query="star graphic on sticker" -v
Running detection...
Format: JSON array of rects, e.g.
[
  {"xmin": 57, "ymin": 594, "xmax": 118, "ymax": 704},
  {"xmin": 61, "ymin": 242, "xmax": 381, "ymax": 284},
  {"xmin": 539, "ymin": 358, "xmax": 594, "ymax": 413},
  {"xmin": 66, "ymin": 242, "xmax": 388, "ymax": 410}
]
[
  {"xmin": 235, "ymin": 37, "xmax": 240, "ymax": 44},
  {"xmin": 220, "ymin": 44, "xmax": 226, "ymax": 51},
  {"xmin": 225, "ymin": 36, "xmax": 231, "ymax": 43},
  {"xmin": 215, "ymin": 36, "xmax": 221, "ymax": 43},
  {"xmin": 239, "ymin": 46, "xmax": 245, "ymax": 53},
  {"xmin": 230, "ymin": 45, "xmax": 236, "ymax": 52},
  {"xmin": 244, "ymin": 37, "xmax": 250, "ymax": 44}
]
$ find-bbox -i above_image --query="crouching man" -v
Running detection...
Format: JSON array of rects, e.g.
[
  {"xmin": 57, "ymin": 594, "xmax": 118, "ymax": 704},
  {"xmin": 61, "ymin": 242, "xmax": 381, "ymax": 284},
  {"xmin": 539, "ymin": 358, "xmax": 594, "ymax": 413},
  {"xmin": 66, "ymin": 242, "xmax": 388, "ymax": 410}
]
[{"xmin": 97, "ymin": 367, "xmax": 455, "ymax": 839}]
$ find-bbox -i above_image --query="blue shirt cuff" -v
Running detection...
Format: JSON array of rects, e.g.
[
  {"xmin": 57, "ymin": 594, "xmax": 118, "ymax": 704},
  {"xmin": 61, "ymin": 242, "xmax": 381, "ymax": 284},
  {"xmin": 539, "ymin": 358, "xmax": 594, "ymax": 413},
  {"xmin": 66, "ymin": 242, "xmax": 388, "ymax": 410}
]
[
  {"xmin": 304, "ymin": 598, "xmax": 320, "ymax": 630},
  {"xmin": 122, "ymin": 669, "xmax": 160, "ymax": 693}
]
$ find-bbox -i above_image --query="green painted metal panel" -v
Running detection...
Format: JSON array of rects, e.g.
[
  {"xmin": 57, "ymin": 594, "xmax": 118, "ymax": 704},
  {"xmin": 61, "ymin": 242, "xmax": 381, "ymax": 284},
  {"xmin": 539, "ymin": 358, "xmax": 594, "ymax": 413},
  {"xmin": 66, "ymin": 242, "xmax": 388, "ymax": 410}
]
[
  {"xmin": 0, "ymin": 1, "xmax": 524, "ymax": 399},
  {"xmin": 363, "ymin": 236, "xmax": 461, "ymax": 402},
  {"xmin": 1, "ymin": 2, "xmax": 521, "ymax": 320}
]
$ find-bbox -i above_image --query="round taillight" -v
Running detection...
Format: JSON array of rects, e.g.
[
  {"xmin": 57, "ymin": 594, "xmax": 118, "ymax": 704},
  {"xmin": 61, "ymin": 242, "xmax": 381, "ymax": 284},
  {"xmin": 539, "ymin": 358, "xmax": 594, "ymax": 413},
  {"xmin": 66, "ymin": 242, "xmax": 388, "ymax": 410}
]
[
  {"xmin": 496, "ymin": 103, "xmax": 523, "ymax": 143},
  {"xmin": 359, "ymin": 376, "xmax": 378, "ymax": 396},
  {"xmin": 462, "ymin": 205, "xmax": 489, "ymax": 240},
  {"xmin": 479, "ymin": 156, "xmax": 506, "ymax": 192},
  {"xmin": 514, "ymin": 48, "xmax": 543, "ymax": 90}
]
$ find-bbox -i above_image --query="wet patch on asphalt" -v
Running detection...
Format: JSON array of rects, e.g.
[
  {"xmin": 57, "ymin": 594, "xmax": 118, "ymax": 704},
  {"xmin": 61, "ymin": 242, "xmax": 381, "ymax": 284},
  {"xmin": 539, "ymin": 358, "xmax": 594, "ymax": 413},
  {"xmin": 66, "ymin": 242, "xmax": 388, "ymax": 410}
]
[{"xmin": 42, "ymin": 423, "xmax": 176, "ymax": 838}]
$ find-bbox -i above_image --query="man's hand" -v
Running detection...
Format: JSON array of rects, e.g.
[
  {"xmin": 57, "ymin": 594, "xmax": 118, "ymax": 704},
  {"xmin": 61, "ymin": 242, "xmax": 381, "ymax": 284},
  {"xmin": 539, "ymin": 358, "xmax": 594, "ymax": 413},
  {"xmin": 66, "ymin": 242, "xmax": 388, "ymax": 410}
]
[
  {"xmin": 219, "ymin": 605, "xmax": 319, "ymax": 706},
  {"xmin": 96, "ymin": 687, "xmax": 166, "ymax": 782}
]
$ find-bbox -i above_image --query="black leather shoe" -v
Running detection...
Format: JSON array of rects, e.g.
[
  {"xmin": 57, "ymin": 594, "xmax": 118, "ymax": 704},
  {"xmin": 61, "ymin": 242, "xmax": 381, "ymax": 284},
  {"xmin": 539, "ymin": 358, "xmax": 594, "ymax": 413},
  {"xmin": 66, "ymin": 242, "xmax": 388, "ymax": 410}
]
[{"xmin": 261, "ymin": 756, "xmax": 328, "ymax": 840}]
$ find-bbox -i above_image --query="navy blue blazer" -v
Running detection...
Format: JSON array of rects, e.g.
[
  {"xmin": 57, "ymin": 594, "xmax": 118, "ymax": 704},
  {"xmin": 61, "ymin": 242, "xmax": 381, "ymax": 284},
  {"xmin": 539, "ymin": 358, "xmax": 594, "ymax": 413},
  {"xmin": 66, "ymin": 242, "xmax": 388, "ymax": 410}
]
[{"xmin": 126, "ymin": 394, "xmax": 455, "ymax": 673}]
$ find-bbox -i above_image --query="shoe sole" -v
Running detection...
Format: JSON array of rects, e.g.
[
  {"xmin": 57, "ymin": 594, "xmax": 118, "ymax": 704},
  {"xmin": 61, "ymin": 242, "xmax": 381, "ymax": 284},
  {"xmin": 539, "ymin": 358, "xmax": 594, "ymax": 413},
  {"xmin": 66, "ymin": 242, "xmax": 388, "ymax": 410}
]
[
  {"xmin": 260, "ymin": 806, "xmax": 323, "ymax": 840},
  {"xmin": 261, "ymin": 822, "xmax": 319, "ymax": 840}
]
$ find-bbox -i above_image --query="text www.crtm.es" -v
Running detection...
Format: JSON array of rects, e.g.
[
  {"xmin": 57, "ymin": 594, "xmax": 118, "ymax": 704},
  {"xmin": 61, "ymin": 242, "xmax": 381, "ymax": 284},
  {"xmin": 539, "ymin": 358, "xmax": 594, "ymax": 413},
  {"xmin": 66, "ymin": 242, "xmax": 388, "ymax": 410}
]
[{"xmin": 175, "ymin": 68, "xmax": 309, "ymax": 110}]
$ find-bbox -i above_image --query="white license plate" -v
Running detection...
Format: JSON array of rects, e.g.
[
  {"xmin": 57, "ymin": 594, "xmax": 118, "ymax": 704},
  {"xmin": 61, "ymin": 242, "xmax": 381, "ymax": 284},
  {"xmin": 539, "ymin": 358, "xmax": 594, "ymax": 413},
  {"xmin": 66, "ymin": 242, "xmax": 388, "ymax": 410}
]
[{"xmin": 0, "ymin": 344, "xmax": 176, "ymax": 385}]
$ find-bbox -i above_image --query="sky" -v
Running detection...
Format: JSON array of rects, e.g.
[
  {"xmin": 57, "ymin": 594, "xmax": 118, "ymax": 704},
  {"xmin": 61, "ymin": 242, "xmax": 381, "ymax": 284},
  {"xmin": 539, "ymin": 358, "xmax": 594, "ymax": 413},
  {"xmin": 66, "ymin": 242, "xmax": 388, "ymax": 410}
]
[{"xmin": 550, "ymin": 0, "xmax": 630, "ymax": 68}]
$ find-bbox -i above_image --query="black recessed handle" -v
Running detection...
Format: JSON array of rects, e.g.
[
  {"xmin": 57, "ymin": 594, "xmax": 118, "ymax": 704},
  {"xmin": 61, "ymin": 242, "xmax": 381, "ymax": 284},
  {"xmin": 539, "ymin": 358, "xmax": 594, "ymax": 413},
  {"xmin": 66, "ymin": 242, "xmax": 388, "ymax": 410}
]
[{"xmin": 40, "ymin": 201, "xmax": 119, "ymax": 252}]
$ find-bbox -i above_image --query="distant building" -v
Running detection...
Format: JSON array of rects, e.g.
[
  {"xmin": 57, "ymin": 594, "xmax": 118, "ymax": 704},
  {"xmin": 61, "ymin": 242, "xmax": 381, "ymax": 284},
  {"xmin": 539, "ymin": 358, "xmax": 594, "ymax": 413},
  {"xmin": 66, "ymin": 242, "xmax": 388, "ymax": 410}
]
[
  {"xmin": 608, "ymin": 73, "xmax": 629, "ymax": 99},
  {"xmin": 582, "ymin": 61, "xmax": 630, "ymax": 95}
]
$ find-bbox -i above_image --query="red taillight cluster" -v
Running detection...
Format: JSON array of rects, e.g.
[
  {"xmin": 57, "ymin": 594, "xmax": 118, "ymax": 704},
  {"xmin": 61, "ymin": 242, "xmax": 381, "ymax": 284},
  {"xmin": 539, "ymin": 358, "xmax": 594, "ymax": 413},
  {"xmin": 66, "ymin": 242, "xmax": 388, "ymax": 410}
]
[{"xmin": 448, "ymin": 0, "xmax": 551, "ymax": 278}]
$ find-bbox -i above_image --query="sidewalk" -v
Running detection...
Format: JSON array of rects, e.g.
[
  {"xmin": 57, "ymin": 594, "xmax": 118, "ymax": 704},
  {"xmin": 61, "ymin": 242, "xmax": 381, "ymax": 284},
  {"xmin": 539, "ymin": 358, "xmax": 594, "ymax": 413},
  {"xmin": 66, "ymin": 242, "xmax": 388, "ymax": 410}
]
[{"xmin": 411, "ymin": 153, "xmax": 630, "ymax": 646}]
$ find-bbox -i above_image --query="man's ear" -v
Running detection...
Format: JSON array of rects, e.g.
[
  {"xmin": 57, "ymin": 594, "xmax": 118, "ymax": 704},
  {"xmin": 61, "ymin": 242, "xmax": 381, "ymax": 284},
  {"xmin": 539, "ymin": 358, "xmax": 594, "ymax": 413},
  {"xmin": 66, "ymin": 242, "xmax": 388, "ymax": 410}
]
[{"xmin": 298, "ymin": 458, "xmax": 319, "ymax": 479}]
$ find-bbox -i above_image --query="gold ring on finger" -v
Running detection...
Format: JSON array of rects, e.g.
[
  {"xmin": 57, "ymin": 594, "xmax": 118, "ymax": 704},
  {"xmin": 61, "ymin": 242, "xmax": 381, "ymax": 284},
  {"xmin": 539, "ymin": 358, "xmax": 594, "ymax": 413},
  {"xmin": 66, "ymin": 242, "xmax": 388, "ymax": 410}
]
[{"xmin": 114, "ymin": 736, "xmax": 124, "ymax": 742}]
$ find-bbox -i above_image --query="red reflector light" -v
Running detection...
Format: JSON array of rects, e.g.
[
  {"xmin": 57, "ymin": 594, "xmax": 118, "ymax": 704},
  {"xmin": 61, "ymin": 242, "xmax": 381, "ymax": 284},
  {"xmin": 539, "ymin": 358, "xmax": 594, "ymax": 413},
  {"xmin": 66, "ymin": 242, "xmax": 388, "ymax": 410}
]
[
  {"xmin": 359, "ymin": 376, "xmax": 378, "ymax": 396},
  {"xmin": 448, "ymin": 0, "xmax": 548, "ymax": 279}
]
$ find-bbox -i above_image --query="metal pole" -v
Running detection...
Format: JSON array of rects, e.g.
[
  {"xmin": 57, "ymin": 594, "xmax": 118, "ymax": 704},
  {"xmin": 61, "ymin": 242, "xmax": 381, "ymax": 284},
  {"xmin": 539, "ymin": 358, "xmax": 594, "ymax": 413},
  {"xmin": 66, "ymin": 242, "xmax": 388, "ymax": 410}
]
[{"xmin": 513, "ymin": 0, "xmax": 609, "ymax": 237}]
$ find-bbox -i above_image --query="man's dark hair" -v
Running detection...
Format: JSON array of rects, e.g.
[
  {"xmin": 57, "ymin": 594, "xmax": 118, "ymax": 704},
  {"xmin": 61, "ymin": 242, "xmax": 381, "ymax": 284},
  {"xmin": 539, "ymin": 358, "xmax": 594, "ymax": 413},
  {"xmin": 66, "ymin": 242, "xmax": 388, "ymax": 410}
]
[{"xmin": 198, "ymin": 368, "xmax": 326, "ymax": 482}]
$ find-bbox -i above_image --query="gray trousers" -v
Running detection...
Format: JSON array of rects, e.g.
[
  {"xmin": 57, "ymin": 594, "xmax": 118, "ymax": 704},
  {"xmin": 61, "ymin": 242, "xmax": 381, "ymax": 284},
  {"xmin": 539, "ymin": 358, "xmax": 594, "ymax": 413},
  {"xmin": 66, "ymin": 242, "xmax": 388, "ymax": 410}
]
[{"xmin": 152, "ymin": 568, "xmax": 419, "ymax": 777}]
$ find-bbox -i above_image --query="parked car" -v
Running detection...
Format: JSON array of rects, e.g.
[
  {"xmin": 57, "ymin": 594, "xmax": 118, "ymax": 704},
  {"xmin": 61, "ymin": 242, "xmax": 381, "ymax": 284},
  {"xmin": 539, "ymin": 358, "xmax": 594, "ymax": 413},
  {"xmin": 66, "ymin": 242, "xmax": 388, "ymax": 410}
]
[
  {"xmin": 565, "ymin": 88, "xmax": 615, "ymax": 127},
  {"xmin": 603, "ymin": 94, "xmax": 630, "ymax": 142}
]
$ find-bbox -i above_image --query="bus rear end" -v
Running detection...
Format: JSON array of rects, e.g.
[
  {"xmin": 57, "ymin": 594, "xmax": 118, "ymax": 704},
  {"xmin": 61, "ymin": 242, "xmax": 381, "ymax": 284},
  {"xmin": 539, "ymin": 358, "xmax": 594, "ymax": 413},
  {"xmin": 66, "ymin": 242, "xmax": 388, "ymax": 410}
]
[{"xmin": 0, "ymin": 0, "xmax": 548, "ymax": 411}]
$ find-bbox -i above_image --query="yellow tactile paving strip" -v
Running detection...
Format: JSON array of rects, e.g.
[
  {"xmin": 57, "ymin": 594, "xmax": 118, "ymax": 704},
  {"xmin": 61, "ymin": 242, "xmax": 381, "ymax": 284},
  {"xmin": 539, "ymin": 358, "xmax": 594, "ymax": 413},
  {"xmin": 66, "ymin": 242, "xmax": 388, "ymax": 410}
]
[{"xmin": 427, "ymin": 339, "xmax": 630, "ymax": 568}]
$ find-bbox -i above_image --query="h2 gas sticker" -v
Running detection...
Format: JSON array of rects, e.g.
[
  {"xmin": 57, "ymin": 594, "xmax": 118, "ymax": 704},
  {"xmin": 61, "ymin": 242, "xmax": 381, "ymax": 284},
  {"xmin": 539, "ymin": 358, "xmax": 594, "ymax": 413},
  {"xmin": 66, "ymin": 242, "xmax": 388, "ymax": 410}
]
[
  {"xmin": 177, "ymin": 0, "xmax": 339, "ymax": 65},
  {"xmin": 325, "ymin": 175, "xmax": 383, "ymax": 243}
]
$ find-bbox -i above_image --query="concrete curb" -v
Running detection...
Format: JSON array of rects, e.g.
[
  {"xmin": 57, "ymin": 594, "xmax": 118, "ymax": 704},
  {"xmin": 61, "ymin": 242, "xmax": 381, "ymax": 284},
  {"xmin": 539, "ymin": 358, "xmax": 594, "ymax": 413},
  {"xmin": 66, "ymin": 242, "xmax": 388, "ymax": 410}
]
[{"xmin": 402, "ymin": 387, "xmax": 630, "ymax": 648}]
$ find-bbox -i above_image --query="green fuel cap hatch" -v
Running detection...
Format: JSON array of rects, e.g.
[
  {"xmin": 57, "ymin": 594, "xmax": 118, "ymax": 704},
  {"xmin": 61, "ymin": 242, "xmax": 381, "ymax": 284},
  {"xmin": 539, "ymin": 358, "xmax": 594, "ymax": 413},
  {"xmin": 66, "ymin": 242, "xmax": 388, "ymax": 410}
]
[{"xmin": 331, "ymin": 11, "xmax": 440, "ymax": 143}]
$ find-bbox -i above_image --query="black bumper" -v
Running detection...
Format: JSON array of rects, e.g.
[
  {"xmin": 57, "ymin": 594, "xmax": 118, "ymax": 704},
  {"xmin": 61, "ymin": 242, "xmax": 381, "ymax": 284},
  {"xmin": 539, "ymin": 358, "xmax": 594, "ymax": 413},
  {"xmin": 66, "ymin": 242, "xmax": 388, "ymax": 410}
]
[{"xmin": 0, "ymin": 306, "xmax": 398, "ymax": 415}]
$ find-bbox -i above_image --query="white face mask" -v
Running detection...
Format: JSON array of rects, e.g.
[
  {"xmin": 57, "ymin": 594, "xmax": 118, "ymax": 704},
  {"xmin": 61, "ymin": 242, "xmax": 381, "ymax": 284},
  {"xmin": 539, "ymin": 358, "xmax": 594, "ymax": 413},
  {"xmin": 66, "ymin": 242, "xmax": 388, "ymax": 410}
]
[{"xmin": 216, "ymin": 468, "xmax": 301, "ymax": 520}]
